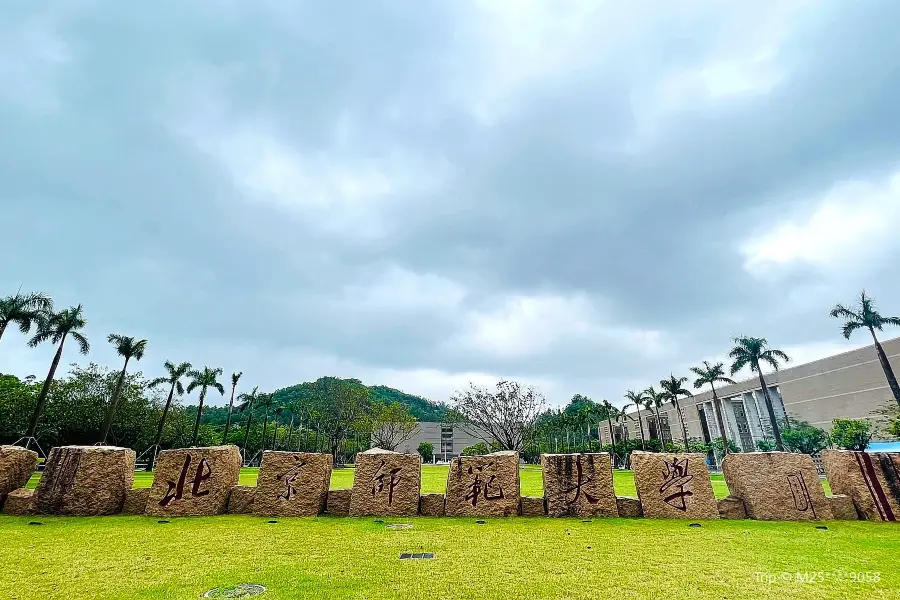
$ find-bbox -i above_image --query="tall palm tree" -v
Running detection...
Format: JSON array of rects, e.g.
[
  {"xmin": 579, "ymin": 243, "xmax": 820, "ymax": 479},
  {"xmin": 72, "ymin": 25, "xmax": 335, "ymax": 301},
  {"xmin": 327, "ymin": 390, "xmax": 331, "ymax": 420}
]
[
  {"xmin": 729, "ymin": 336, "xmax": 790, "ymax": 451},
  {"xmin": 273, "ymin": 406, "xmax": 285, "ymax": 450},
  {"xmin": 25, "ymin": 305, "xmax": 90, "ymax": 438},
  {"xmin": 99, "ymin": 334, "xmax": 148, "ymax": 444},
  {"xmin": 222, "ymin": 371, "xmax": 243, "ymax": 444},
  {"xmin": 691, "ymin": 361, "xmax": 736, "ymax": 455},
  {"xmin": 257, "ymin": 393, "xmax": 276, "ymax": 454},
  {"xmin": 645, "ymin": 385, "xmax": 667, "ymax": 444},
  {"xmin": 600, "ymin": 399, "xmax": 619, "ymax": 467},
  {"xmin": 830, "ymin": 290, "xmax": 900, "ymax": 407},
  {"xmin": 147, "ymin": 360, "xmax": 192, "ymax": 470},
  {"xmin": 660, "ymin": 374, "xmax": 693, "ymax": 450},
  {"xmin": 623, "ymin": 389, "xmax": 648, "ymax": 450},
  {"xmin": 186, "ymin": 367, "xmax": 224, "ymax": 446},
  {"xmin": 0, "ymin": 290, "xmax": 53, "ymax": 345},
  {"xmin": 238, "ymin": 386, "xmax": 261, "ymax": 452}
]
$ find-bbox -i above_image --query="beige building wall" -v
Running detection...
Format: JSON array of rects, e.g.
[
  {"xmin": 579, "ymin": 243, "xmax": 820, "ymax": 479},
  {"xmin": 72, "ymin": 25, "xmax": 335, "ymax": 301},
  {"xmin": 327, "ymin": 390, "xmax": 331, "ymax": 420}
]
[{"xmin": 395, "ymin": 421, "xmax": 485, "ymax": 460}]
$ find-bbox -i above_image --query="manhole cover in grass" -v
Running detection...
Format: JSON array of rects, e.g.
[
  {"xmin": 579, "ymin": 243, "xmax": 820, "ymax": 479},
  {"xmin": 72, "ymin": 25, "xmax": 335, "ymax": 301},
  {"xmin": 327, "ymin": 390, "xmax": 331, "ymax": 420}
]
[
  {"xmin": 157, "ymin": 520, "xmax": 170, "ymax": 524},
  {"xmin": 28, "ymin": 521, "xmax": 43, "ymax": 526},
  {"xmin": 688, "ymin": 523, "xmax": 702, "ymax": 528},
  {"xmin": 816, "ymin": 526, "xmax": 828, "ymax": 530},
  {"xmin": 386, "ymin": 524, "xmax": 413, "ymax": 530},
  {"xmin": 399, "ymin": 553, "xmax": 435, "ymax": 560},
  {"xmin": 203, "ymin": 583, "xmax": 266, "ymax": 598},
  {"xmin": 475, "ymin": 520, "xmax": 486, "ymax": 525}
]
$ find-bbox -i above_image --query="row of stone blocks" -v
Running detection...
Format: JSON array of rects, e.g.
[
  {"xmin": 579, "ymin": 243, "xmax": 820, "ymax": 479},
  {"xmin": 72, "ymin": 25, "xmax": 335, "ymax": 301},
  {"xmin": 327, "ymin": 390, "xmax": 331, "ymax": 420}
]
[{"xmin": 1, "ymin": 445, "xmax": 898, "ymax": 521}]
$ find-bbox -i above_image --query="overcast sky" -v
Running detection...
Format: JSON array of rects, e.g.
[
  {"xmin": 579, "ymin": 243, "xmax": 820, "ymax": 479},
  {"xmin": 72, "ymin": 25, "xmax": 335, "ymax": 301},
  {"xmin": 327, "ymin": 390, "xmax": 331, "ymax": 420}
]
[{"xmin": 2, "ymin": 1, "xmax": 900, "ymax": 409}]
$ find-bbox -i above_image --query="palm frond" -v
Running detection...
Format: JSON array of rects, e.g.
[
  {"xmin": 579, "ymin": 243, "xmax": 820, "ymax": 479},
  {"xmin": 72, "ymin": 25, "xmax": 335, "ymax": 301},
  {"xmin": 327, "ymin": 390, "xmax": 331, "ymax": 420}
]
[
  {"xmin": 71, "ymin": 331, "xmax": 90, "ymax": 355},
  {"xmin": 829, "ymin": 303, "xmax": 860, "ymax": 321},
  {"xmin": 148, "ymin": 377, "xmax": 168, "ymax": 389},
  {"xmin": 213, "ymin": 383, "xmax": 225, "ymax": 395},
  {"xmin": 176, "ymin": 381, "xmax": 185, "ymax": 396},
  {"xmin": 841, "ymin": 320, "xmax": 865, "ymax": 339},
  {"xmin": 186, "ymin": 381, "xmax": 200, "ymax": 394}
]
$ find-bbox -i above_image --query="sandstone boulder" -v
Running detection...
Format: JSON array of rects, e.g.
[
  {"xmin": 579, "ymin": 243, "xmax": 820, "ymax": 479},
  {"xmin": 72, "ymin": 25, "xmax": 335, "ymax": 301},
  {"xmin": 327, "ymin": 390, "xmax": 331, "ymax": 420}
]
[
  {"xmin": 35, "ymin": 446, "xmax": 135, "ymax": 516},
  {"xmin": 121, "ymin": 488, "xmax": 150, "ymax": 516},
  {"xmin": 350, "ymin": 448, "xmax": 421, "ymax": 517},
  {"xmin": 828, "ymin": 494, "xmax": 859, "ymax": 521},
  {"xmin": 631, "ymin": 451, "xmax": 719, "ymax": 519},
  {"xmin": 520, "ymin": 496, "xmax": 546, "ymax": 516},
  {"xmin": 541, "ymin": 453, "xmax": 618, "ymax": 517},
  {"xmin": 821, "ymin": 450, "xmax": 900, "ymax": 522},
  {"xmin": 446, "ymin": 451, "xmax": 520, "ymax": 517},
  {"xmin": 722, "ymin": 452, "xmax": 831, "ymax": 521},
  {"xmin": 3, "ymin": 488, "xmax": 35, "ymax": 515},
  {"xmin": 419, "ymin": 493, "xmax": 445, "ymax": 516},
  {"xmin": 145, "ymin": 445, "xmax": 240, "ymax": 517},
  {"xmin": 228, "ymin": 486, "xmax": 257, "ymax": 515},
  {"xmin": 0, "ymin": 446, "xmax": 38, "ymax": 509},
  {"xmin": 326, "ymin": 489, "xmax": 351, "ymax": 516},
  {"xmin": 717, "ymin": 496, "xmax": 746, "ymax": 519},
  {"xmin": 616, "ymin": 496, "xmax": 643, "ymax": 518},
  {"xmin": 253, "ymin": 451, "xmax": 332, "ymax": 517}
]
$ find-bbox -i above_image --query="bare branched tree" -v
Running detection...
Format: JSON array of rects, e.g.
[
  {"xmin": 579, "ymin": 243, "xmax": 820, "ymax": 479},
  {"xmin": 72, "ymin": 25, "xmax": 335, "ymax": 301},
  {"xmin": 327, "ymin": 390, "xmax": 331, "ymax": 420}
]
[
  {"xmin": 444, "ymin": 380, "xmax": 545, "ymax": 451},
  {"xmin": 368, "ymin": 401, "xmax": 420, "ymax": 451}
]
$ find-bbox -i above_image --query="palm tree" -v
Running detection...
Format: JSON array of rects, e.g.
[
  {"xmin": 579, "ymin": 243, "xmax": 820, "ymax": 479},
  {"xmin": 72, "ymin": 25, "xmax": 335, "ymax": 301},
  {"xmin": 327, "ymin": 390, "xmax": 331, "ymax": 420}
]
[
  {"xmin": 830, "ymin": 290, "xmax": 900, "ymax": 407},
  {"xmin": 99, "ymin": 334, "xmax": 149, "ymax": 444},
  {"xmin": 691, "ymin": 361, "xmax": 736, "ymax": 455},
  {"xmin": 660, "ymin": 374, "xmax": 693, "ymax": 450},
  {"xmin": 222, "ymin": 371, "xmax": 243, "ymax": 444},
  {"xmin": 147, "ymin": 360, "xmax": 192, "ymax": 470},
  {"xmin": 25, "ymin": 305, "xmax": 90, "ymax": 439},
  {"xmin": 600, "ymin": 400, "xmax": 619, "ymax": 467},
  {"xmin": 186, "ymin": 367, "xmax": 224, "ymax": 446},
  {"xmin": 623, "ymin": 389, "xmax": 648, "ymax": 450},
  {"xmin": 257, "ymin": 393, "xmax": 276, "ymax": 454},
  {"xmin": 645, "ymin": 386, "xmax": 667, "ymax": 444},
  {"xmin": 273, "ymin": 406, "xmax": 285, "ymax": 450},
  {"xmin": 0, "ymin": 290, "xmax": 53, "ymax": 345},
  {"xmin": 238, "ymin": 386, "xmax": 261, "ymax": 453},
  {"xmin": 729, "ymin": 336, "xmax": 791, "ymax": 451}
]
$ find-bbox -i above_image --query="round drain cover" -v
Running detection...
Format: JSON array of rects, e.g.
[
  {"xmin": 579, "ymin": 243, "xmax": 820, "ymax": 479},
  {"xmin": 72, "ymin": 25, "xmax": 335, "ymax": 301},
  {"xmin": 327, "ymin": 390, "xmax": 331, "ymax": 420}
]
[
  {"xmin": 385, "ymin": 523, "xmax": 413, "ymax": 530},
  {"xmin": 688, "ymin": 523, "xmax": 702, "ymax": 528},
  {"xmin": 204, "ymin": 583, "xmax": 266, "ymax": 598}
]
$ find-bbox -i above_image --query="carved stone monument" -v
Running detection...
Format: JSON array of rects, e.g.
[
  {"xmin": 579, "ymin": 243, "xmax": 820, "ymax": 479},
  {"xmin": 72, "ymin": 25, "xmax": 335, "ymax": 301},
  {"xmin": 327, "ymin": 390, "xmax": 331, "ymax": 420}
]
[
  {"xmin": 35, "ymin": 445, "xmax": 135, "ymax": 516},
  {"xmin": 722, "ymin": 452, "xmax": 831, "ymax": 521},
  {"xmin": 631, "ymin": 451, "xmax": 719, "ymax": 519},
  {"xmin": 349, "ymin": 448, "xmax": 421, "ymax": 517},
  {"xmin": 145, "ymin": 445, "xmax": 240, "ymax": 517},
  {"xmin": 0, "ymin": 445, "xmax": 38, "ymax": 509},
  {"xmin": 828, "ymin": 494, "xmax": 859, "ymax": 521},
  {"xmin": 821, "ymin": 450, "xmax": 900, "ymax": 522},
  {"xmin": 419, "ymin": 493, "xmax": 445, "ymax": 516},
  {"xmin": 541, "ymin": 453, "xmax": 618, "ymax": 517},
  {"xmin": 445, "ymin": 451, "xmax": 520, "ymax": 517},
  {"xmin": 253, "ymin": 451, "xmax": 332, "ymax": 517}
]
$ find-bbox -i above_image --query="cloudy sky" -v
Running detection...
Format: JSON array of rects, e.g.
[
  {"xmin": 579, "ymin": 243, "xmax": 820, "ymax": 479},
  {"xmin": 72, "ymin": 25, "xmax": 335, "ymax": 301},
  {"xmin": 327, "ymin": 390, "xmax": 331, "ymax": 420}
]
[{"xmin": 2, "ymin": 0, "xmax": 900, "ymax": 409}]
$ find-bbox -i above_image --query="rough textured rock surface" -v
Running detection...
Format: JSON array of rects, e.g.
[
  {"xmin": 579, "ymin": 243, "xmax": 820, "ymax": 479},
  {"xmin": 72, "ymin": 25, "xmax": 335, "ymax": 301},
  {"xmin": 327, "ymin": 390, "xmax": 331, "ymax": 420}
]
[
  {"xmin": 722, "ymin": 452, "xmax": 831, "ymax": 521},
  {"xmin": 520, "ymin": 496, "xmax": 546, "ymax": 516},
  {"xmin": 121, "ymin": 488, "xmax": 150, "ymax": 515},
  {"xmin": 35, "ymin": 446, "xmax": 135, "ymax": 516},
  {"xmin": 253, "ymin": 451, "xmax": 332, "ymax": 517},
  {"xmin": 632, "ymin": 451, "xmax": 719, "ymax": 519},
  {"xmin": 616, "ymin": 496, "xmax": 643, "ymax": 518},
  {"xmin": 419, "ymin": 493, "xmax": 445, "ymax": 516},
  {"xmin": 822, "ymin": 450, "xmax": 900, "ymax": 522},
  {"xmin": 828, "ymin": 494, "xmax": 859, "ymax": 521},
  {"xmin": 446, "ymin": 451, "xmax": 520, "ymax": 517},
  {"xmin": 0, "ymin": 446, "xmax": 38, "ymax": 509},
  {"xmin": 3, "ymin": 488, "xmax": 36, "ymax": 515},
  {"xmin": 326, "ymin": 489, "xmax": 351, "ymax": 516},
  {"xmin": 541, "ymin": 453, "xmax": 618, "ymax": 517},
  {"xmin": 717, "ymin": 496, "xmax": 747, "ymax": 519},
  {"xmin": 228, "ymin": 486, "xmax": 257, "ymax": 515},
  {"xmin": 145, "ymin": 445, "xmax": 241, "ymax": 517},
  {"xmin": 350, "ymin": 448, "xmax": 421, "ymax": 517}
]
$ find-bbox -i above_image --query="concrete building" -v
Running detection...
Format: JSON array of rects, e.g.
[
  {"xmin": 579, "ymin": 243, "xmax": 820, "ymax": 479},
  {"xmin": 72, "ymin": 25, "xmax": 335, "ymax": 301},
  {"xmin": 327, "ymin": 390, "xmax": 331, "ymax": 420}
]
[
  {"xmin": 395, "ymin": 421, "xmax": 485, "ymax": 461},
  {"xmin": 600, "ymin": 335, "xmax": 900, "ymax": 452}
]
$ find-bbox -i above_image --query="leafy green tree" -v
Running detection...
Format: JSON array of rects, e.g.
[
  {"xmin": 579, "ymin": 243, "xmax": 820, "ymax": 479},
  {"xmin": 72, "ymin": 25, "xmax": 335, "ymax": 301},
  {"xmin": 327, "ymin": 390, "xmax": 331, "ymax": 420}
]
[
  {"xmin": 659, "ymin": 374, "xmax": 693, "ymax": 450},
  {"xmin": 99, "ymin": 334, "xmax": 148, "ymax": 444},
  {"xmin": 623, "ymin": 390, "xmax": 648, "ymax": 450},
  {"xmin": 222, "ymin": 371, "xmax": 243, "ymax": 444},
  {"xmin": 445, "ymin": 380, "xmax": 544, "ymax": 452},
  {"xmin": 461, "ymin": 441, "xmax": 490, "ymax": 456},
  {"xmin": 0, "ymin": 374, "xmax": 39, "ymax": 441},
  {"xmin": 238, "ymin": 386, "xmax": 261, "ymax": 451},
  {"xmin": 690, "ymin": 361, "xmax": 736, "ymax": 455},
  {"xmin": 830, "ymin": 291, "xmax": 900, "ymax": 407},
  {"xmin": 781, "ymin": 420, "xmax": 829, "ymax": 455},
  {"xmin": 729, "ymin": 336, "xmax": 791, "ymax": 451},
  {"xmin": 830, "ymin": 418, "xmax": 872, "ymax": 451},
  {"xmin": 417, "ymin": 441, "xmax": 434, "ymax": 462},
  {"xmin": 186, "ymin": 367, "xmax": 224, "ymax": 446},
  {"xmin": 147, "ymin": 360, "xmax": 192, "ymax": 470},
  {"xmin": 0, "ymin": 290, "xmax": 52, "ymax": 345},
  {"xmin": 368, "ymin": 401, "xmax": 419, "ymax": 451},
  {"xmin": 708, "ymin": 437, "xmax": 739, "ymax": 456},
  {"xmin": 756, "ymin": 439, "xmax": 777, "ymax": 451},
  {"xmin": 25, "ymin": 305, "xmax": 90, "ymax": 439}
]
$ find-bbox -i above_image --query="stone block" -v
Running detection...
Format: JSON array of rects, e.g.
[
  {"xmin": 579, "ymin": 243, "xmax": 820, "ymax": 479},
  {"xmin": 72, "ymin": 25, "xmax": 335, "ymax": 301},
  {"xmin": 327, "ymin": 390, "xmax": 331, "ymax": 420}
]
[
  {"xmin": 541, "ymin": 453, "xmax": 618, "ymax": 517},
  {"xmin": 520, "ymin": 496, "xmax": 546, "ymax": 516},
  {"xmin": 35, "ymin": 446, "xmax": 135, "ymax": 516},
  {"xmin": 821, "ymin": 450, "xmax": 900, "ymax": 522},
  {"xmin": 3, "ymin": 488, "xmax": 35, "ymax": 515},
  {"xmin": 616, "ymin": 496, "xmax": 643, "ymax": 518},
  {"xmin": 717, "ymin": 496, "xmax": 746, "ymax": 519},
  {"xmin": 253, "ymin": 451, "xmax": 331, "ymax": 517},
  {"xmin": 145, "ymin": 445, "xmax": 241, "ymax": 517},
  {"xmin": 446, "ymin": 451, "xmax": 520, "ymax": 517},
  {"xmin": 828, "ymin": 494, "xmax": 859, "ymax": 521},
  {"xmin": 722, "ymin": 452, "xmax": 831, "ymax": 521},
  {"xmin": 326, "ymin": 489, "xmax": 351, "ymax": 516},
  {"xmin": 631, "ymin": 451, "xmax": 719, "ymax": 519},
  {"xmin": 0, "ymin": 446, "xmax": 38, "ymax": 509},
  {"xmin": 121, "ymin": 487, "xmax": 150, "ymax": 515},
  {"xmin": 419, "ymin": 493, "xmax": 445, "ymax": 516},
  {"xmin": 350, "ymin": 448, "xmax": 421, "ymax": 517},
  {"xmin": 228, "ymin": 486, "xmax": 257, "ymax": 515}
]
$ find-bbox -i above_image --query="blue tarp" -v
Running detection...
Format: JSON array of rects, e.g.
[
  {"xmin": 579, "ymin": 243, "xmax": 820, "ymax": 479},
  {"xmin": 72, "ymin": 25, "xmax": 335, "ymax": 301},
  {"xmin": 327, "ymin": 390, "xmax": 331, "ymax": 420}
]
[{"xmin": 868, "ymin": 441, "xmax": 900, "ymax": 452}]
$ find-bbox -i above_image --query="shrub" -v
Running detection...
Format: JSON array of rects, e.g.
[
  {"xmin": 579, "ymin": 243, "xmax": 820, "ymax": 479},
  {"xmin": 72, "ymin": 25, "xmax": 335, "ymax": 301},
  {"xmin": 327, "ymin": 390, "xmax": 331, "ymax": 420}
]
[
  {"xmin": 417, "ymin": 441, "xmax": 434, "ymax": 463},
  {"xmin": 889, "ymin": 418, "xmax": 900, "ymax": 439},
  {"xmin": 830, "ymin": 418, "xmax": 872, "ymax": 451},
  {"xmin": 781, "ymin": 420, "xmax": 829, "ymax": 455},
  {"xmin": 461, "ymin": 441, "xmax": 491, "ymax": 456},
  {"xmin": 756, "ymin": 438, "xmax": 776, "ymax": 452},
  {"xmin": 709, "ymin": 437, "xmax": 740, "ymax": 455}
]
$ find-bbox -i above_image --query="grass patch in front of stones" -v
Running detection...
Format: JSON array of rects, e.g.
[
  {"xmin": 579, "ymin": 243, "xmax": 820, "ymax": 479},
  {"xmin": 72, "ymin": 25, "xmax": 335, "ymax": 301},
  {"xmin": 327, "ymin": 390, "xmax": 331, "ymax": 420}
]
[
  {"xmin": 399, "ymin": 553, "xmax": 434, "ymax": 560},
  {"xmin": 204, "ymin": 583, "xmax": 266, "ymax": 598},
  {"xmin": 385, "ymin": 523, "xmax": 413, "ymax": 530}
]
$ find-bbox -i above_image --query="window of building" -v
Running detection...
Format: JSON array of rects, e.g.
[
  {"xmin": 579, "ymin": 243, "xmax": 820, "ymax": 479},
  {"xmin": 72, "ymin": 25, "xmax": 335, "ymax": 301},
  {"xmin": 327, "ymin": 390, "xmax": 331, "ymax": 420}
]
[{"xmin": 440, "ymin": 426, "xmax": 453, "ymax": 455}]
